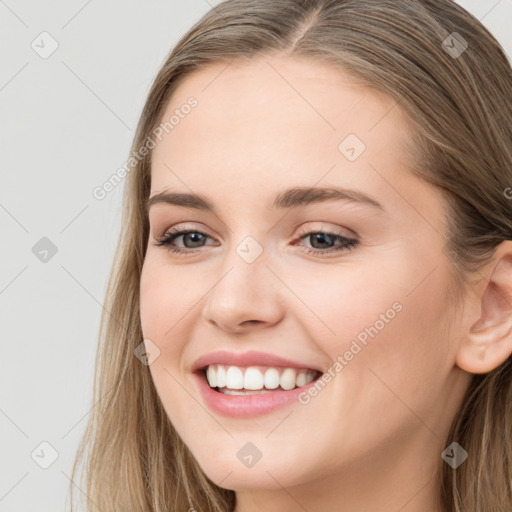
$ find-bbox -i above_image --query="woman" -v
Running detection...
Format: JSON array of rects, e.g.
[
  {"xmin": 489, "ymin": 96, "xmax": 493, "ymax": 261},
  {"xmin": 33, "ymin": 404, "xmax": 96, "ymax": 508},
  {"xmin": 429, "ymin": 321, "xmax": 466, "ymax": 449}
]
[{"xmin": 70, "ymin": 1, "xmax": 512, "ymax": 511}]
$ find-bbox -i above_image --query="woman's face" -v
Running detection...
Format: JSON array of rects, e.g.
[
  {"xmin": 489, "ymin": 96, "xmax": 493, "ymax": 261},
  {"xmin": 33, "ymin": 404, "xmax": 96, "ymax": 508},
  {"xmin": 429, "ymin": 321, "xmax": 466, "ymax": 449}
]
[{"xmin": 140, "ymin": 55, "xmax": 471, "ymax": 499}]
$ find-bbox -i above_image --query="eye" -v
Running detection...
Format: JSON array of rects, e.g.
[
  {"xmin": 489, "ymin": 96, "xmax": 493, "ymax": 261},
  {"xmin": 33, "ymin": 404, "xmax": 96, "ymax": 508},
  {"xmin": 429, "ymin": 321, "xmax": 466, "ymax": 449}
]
[
  {"xmin": 154, "ymin": 226, "xmax": 217, "ymax": 254},
  {"xmin": 294, "ymin": 229, "xmax": 359, "ymax": 256},
  {"xmin": 153, "ymin": 226, "xmax": 359, "ymax": 257}
]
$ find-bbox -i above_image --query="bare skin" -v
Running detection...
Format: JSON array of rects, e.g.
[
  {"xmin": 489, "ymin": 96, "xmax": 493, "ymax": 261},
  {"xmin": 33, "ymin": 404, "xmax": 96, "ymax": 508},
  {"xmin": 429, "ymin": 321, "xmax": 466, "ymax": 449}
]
[{"xmin": 139, "ymin": 55, "xmax": 512, "ymax": 512}]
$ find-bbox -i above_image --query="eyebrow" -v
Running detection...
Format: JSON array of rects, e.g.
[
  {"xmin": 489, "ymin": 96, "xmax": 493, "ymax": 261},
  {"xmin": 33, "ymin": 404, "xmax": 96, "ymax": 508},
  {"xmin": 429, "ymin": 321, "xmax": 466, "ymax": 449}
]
[{"xmin": 145, "ymin": 186, "xmax": 384, "ymax": 214}]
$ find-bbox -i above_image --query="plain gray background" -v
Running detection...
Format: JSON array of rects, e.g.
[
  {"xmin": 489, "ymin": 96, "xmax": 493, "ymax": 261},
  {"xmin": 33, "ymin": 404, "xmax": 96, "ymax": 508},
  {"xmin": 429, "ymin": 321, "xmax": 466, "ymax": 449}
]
[{"xmin": 1, "ymin": 1, "xmax": 511, "ymax": 511}]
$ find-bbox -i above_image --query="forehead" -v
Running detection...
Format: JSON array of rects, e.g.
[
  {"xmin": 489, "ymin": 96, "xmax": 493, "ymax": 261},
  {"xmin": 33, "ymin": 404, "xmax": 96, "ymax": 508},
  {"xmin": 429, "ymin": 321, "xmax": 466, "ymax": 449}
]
[
  {"xmin": 149, "ymin": 55, "xmax": 428, "ymax": 215},
  {"xmin": 154, "ymin": 56, "xmax": 403, "ymax": 151}
]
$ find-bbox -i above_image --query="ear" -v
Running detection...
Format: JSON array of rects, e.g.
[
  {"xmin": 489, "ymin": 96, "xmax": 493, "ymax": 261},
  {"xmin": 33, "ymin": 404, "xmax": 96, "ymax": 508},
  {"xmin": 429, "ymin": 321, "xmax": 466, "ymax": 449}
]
[{"xmin": 455, "ymin": 240, "xmax": 512, "ymax": 374}]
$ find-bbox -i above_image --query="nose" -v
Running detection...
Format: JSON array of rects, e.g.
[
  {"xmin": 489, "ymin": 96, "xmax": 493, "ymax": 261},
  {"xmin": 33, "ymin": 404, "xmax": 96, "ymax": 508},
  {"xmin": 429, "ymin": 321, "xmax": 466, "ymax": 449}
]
[{"xmin": 201, "ymin": 242, "xmax": 286, "ymax": 334}]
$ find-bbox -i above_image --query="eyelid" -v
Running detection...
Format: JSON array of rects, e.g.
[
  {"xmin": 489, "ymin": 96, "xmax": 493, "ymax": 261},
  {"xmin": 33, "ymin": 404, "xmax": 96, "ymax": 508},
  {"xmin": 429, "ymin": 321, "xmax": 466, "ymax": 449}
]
[
  {"xmin": 154, "ymin": 222, "xmax": 213, "ymax": 240},
  {"xmin": 154, "ymin": 222, "xmax": 354, "ymax": 243},
  {"xmin": 294, "ymin": 222, "xmax": 357, "ymax": 240},
  {"xmin": 154, "ymin": 222, "xmax": 359, "ymax": 258}
]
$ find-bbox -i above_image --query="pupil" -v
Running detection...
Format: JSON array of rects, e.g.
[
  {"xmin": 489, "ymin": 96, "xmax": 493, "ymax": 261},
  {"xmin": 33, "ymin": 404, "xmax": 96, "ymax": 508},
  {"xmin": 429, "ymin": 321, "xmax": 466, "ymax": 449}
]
[
  {"xmin": 311, "ymin": 233, "xmax": 333, "ymax": 249},
  {"xmin": 181, "ymin": 232, "xmax": 335, "ymax": 249},
  {"xmin": 185, "ymin": 233, "xmax": 204, "ymax": 247}
]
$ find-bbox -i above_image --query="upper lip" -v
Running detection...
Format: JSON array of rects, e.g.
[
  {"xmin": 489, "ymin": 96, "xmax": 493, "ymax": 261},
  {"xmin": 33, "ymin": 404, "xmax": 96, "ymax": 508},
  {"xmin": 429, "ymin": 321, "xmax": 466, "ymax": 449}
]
[{"xmin": 191, "ymin": 350, "xmax": 324, "ymax": 373}]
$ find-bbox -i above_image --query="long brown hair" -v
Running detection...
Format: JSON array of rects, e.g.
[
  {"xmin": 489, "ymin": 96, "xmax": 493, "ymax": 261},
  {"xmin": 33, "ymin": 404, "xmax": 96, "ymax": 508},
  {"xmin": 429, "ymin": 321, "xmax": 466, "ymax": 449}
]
[{"xmin": 69, "ymin": 1, "xmax": 512, "ymax": 510}]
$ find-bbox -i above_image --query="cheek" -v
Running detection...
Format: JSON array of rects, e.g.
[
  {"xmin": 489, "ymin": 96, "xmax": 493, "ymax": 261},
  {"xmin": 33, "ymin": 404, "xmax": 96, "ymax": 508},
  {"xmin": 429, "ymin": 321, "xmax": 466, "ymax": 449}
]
[
  {"xmin": 139, "ymin": 258, "xmax": 196, "ymax": 420},
  {"xmin": 139, "ymin": 255, "xmax": 199, "ymax": 343},
  {"xmin": 139, "ymin": 261, "xmax": 165, "ymax": 341},
  {"xmin": 301, "ymin": 251, "xmax": 452, "ymax": 397},
  {"xmin": 329, "ymin": 264, "xmax": 453, "ymax": 425},
  {"xmin": 282, "ymin": 259, "xmax": 408, "ymax": 358},
  {"xmin": 293, "ymin": 261, "xmax": 454, "ymax": 462}
]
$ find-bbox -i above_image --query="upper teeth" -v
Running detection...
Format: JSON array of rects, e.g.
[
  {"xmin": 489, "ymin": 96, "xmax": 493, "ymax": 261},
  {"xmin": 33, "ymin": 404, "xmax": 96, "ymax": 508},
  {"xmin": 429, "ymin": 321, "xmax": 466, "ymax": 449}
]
[{"xmin": 205, "ymin": 364, "xmax": 318, "ymax": 391}]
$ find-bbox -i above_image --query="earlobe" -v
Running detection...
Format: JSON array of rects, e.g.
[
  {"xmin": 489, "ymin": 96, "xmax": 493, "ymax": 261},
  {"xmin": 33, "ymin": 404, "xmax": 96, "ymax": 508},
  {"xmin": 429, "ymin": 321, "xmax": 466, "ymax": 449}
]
[{"xmin": 455, "ymin": 241, "xmax": 512, "ymax": 375}]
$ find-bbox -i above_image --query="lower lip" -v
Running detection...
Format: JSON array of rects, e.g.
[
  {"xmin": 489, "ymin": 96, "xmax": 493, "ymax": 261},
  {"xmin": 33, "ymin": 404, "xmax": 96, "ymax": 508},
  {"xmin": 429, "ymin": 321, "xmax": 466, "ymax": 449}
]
[{"xmin": 192, "ymin": 370, "xmax": 321, "ymax": 418}]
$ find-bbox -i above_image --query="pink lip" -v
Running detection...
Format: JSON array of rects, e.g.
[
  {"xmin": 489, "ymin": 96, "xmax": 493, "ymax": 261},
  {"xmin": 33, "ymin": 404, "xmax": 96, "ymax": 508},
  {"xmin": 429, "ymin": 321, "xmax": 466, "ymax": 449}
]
[
  {"xmin": 192, "ymin": 370, "xmax": 322, "ymax": 418},
  {"xmin": 190, "ymin": 350, "xmax": 323, "ymax": 373}
]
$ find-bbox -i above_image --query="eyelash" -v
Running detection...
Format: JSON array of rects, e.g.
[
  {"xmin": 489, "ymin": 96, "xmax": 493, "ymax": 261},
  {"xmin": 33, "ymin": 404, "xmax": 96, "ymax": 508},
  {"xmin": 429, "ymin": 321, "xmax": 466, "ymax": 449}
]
[{"xmin": 154, "ymin": 226, "xmax": 359, "ymax": 257}]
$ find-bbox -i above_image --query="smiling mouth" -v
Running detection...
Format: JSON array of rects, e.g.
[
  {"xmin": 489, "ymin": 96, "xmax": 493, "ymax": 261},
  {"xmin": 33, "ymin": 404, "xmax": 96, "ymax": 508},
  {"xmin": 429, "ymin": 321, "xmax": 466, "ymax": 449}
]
[{"xmin": 199, "ymin": 364, "xmax": 323, "ymax": 395}]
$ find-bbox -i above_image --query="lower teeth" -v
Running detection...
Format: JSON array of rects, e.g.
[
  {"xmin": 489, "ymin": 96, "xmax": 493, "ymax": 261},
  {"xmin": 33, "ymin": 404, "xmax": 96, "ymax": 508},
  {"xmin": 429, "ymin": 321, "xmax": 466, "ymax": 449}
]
[{"xmin": 217, "ymin": 387, "xmax": 285, "ymax": 395}]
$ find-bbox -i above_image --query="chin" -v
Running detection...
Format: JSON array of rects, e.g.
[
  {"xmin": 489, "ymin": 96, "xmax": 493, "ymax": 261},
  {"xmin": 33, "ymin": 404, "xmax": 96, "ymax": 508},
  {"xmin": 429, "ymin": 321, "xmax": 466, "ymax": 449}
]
[{"xmin": 191, "ymin": 446, "xmax": 315, "ymax": 491}]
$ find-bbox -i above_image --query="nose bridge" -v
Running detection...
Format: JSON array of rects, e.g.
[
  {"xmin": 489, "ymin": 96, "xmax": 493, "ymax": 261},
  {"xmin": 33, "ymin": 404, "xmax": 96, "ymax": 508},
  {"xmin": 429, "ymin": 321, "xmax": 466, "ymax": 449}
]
[{"xmin": 201, "ymin": 233, "xmax": 285, "ymax": 331}]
